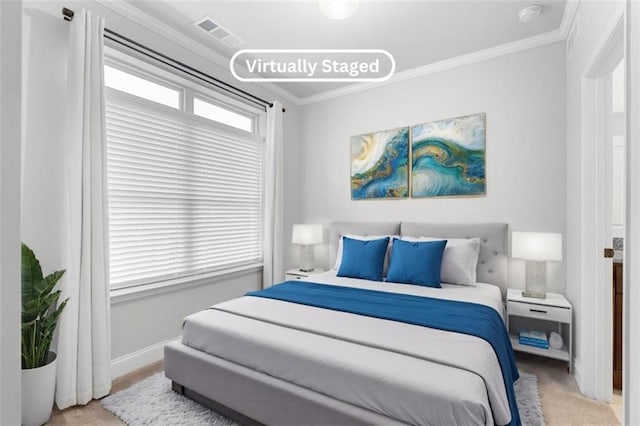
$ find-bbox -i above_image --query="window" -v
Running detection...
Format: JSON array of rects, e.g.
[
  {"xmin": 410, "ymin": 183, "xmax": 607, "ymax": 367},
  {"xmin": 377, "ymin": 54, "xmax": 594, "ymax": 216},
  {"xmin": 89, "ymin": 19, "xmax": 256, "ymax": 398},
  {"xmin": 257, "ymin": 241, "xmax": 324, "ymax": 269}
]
[
  {"xmin": 194, "ymin": 97, "xmax": 254, "ymax": 132},
  {"xmin": 104, "ymin": 65, "xmax": 180, "ymax": 109},
  {"xmin": 104, "ymin": 55, "xmax": 264, "ymax": 289}
]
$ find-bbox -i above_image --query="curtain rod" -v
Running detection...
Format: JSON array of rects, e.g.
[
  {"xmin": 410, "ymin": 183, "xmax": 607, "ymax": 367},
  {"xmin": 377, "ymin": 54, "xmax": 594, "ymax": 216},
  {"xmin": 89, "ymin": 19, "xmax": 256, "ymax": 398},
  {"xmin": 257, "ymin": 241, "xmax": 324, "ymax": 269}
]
[{"xmin": 61, "ymin": 7, "xmax": 285, "ymax": 113}]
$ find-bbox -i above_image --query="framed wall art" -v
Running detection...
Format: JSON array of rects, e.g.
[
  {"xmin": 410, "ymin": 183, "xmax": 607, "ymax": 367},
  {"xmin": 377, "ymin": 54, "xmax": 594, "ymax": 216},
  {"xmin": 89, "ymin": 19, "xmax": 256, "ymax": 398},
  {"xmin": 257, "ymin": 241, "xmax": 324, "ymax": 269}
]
[
  {"xmin": 411, "ymin": 113, "xmax": 486, "ymax": 198},
  {"xmin": 350, "ymin": 127, "xmax": 409, "ymax": 200}
]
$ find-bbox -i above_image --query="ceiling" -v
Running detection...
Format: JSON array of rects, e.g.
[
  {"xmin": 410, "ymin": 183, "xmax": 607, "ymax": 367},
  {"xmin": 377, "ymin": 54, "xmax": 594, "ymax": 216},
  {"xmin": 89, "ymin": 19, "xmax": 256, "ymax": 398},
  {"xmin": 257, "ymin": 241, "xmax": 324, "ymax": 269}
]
[{"xmin": 130, "ymin": 0, "xmax": 568, "ymax": 100}]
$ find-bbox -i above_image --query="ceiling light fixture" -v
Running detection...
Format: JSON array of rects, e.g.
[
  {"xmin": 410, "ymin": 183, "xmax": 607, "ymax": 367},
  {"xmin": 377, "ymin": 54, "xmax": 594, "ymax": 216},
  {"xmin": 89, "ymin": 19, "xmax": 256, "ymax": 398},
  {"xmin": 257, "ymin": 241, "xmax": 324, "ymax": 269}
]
[
  {"xmin": 319, "ymin": 0, "xmax": 359, "ymax": 20},
  {"xmin": 518, "ymin": 5, "xmax": 542, "ymax": 23}
]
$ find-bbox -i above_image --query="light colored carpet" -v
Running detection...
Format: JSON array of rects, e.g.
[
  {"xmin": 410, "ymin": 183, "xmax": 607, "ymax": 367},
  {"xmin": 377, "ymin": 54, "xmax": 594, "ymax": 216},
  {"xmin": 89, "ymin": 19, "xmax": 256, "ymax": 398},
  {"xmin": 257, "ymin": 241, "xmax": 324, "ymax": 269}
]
[
  {"xmin": 516, "ymin": 353, "xmax": 620, "ymax": 426},
  {"xmin": 101, "ymin": 371, "xmax": 543, "ymax": 426}
]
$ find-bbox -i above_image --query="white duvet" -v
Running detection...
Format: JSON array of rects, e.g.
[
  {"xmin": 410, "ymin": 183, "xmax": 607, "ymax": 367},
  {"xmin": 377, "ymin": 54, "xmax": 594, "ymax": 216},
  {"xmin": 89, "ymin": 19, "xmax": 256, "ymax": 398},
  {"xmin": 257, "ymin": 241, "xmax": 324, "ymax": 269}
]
[{"xmin": 182, "ymin": 271, "xmax": 511, "ymax": 425}]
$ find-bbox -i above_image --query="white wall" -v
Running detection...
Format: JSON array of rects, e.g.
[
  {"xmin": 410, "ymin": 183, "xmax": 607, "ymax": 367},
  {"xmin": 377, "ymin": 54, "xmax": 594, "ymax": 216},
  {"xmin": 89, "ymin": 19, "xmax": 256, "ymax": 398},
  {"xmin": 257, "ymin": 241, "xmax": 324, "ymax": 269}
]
[
  {"xmin": 110, "ymin": 269, "xmax": 261, "ymax": 359},
  {"xmin": 1, "ymin": 1, "xmax": 23, "ymax": 423},
  {"xmin": 21, "ymin": 0, "xmax": 301, "ymax": 377},
  {"xmin": 299, "ymin": 42, "xmax": 566, "ymax": 293},
  {"xmin": 110, "ymin": 268, "xmax": 262, "ymax": 376},
  {"xmin": 564, "ymin": 0, "xmax": 624, "ymax": 397}
]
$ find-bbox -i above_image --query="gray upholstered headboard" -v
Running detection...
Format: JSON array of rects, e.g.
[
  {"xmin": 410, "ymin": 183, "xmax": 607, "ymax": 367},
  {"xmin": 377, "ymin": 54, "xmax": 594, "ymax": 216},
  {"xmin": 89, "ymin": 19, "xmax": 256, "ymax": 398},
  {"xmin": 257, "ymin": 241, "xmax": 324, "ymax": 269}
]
[
  {"xmin": 328, "ymin": 222, "xmax": 401, "ymax": 268},
  {"xmin": 401, "ymin": 223, "xmax": 508, "ymax": 294},
  {"xmin": 328, "ymin": 222, "xmax": 509, "ymax": 295}
]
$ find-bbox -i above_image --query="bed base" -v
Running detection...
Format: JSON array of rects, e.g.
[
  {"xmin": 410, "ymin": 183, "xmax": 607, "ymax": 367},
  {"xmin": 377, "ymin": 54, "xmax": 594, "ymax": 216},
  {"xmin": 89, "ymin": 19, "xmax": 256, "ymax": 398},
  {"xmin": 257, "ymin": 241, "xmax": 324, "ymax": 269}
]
[
  {"xmin": 171, "ymin": 380, "xmax": 263, "ymax": 426},
  {"xmin": 164, "ymin": 341, "xmax": 407, "ymax": 426}
]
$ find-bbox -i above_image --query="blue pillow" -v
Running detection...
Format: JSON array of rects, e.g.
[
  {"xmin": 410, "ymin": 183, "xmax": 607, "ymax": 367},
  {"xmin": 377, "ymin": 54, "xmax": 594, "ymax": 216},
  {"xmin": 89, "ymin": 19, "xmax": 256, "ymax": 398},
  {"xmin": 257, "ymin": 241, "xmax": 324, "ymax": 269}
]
[
  {"xmin": 386, "ymin": 238, "xmax": 447, "ymax": 288},
  {"xmin": 337, "ymin": 236, "xmax": 390, "ymax": 282}
]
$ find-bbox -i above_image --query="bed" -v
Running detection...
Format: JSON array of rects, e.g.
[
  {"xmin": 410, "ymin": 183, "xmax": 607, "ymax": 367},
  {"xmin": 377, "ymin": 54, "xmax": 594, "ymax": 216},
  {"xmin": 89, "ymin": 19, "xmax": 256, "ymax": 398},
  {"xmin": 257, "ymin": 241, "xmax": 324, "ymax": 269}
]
[{"xmin": 164, "ymin": 222, "xmax": 514, "ymax": 425}]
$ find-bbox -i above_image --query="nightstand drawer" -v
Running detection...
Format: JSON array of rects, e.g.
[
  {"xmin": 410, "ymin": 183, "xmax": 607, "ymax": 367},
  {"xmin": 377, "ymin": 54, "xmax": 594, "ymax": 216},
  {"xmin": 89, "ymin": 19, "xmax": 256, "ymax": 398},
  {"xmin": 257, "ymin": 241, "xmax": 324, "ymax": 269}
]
[
  {"xmin": 285, "ymin": 274, "xmax": 304, "ymax": 280},
  {"xmin": 285, "ymin": 268, "xmax": 326, "ymax": 281},
  {"xmin": 508, "ymin": 300, "xmax": 571, "ymax": 323}
]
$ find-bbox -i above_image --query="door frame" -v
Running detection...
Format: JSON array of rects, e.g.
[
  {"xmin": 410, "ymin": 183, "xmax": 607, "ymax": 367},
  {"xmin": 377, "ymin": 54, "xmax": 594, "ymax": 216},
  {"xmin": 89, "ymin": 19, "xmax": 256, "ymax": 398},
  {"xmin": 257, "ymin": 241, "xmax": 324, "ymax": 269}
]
[
  {"xmin": 579, "ymin": 12, "xmax": 624, "ymax": 402},
  {"xmin": 624, "ymin": 1, "xmax": 640, "ymax": 423}
]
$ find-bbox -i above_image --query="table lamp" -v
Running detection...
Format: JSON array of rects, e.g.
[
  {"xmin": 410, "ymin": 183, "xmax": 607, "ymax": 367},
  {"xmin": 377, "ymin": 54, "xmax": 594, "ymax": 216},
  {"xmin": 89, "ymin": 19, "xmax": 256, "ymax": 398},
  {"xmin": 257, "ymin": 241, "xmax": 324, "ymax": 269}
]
[
  {"xmin": 512, "ymin": 232, "xmax": 562, "ymax": 299},
  {"xmin": 292, "ymin": 224, "xmax": 323, "ymax": 272}
]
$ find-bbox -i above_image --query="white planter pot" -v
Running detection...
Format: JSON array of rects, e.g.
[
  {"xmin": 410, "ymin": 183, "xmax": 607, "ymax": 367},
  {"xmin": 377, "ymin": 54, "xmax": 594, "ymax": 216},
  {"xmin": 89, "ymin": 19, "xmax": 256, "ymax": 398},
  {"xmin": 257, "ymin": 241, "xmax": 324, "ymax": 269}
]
[{"xmin": 21, "ymin": 352, "xmax": 57, "ymax": 426}]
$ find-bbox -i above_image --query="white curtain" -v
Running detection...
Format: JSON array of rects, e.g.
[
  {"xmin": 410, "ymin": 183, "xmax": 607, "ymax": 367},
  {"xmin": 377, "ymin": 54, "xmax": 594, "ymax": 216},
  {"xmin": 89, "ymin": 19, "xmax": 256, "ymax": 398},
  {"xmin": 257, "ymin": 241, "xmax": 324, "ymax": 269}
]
[
  {"xmin": 56, "ymin": 9, "xmax": 111, "ymax": 409},
  {"xmin": 262, "ymin": 101, "xmax": 284, "ymax": 287}
]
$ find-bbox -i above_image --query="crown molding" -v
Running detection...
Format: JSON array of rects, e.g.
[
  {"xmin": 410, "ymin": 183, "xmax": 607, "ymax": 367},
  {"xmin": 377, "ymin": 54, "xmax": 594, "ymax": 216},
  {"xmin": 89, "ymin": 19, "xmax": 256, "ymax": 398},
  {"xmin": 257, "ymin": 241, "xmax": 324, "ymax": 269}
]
[
  {"xmin": 559, "ymin": 0, "xmax": 580, "ymax": 38},
  {"xmin": 298, "ymin": 28, "xmax": 565, "ymax": 105},
  {"xmin": 97, "ymin": 0, "xmax": 577, "ymax": 107},
  {"xmin": 95, "ymin": 0, "xmax": 303, "ymax": 106}
]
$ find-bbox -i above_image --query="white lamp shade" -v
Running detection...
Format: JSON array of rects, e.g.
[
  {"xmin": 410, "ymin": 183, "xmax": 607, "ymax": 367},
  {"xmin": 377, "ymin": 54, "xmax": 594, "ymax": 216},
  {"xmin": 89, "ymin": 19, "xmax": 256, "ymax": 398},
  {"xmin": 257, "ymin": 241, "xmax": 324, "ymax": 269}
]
[
  {"xmin": 512, "ymin": 232, "xmax": 562, "ymax": 261},
  {"xmin": 292, "ymin": 224, "xmax": 323, "ymax": 245}
]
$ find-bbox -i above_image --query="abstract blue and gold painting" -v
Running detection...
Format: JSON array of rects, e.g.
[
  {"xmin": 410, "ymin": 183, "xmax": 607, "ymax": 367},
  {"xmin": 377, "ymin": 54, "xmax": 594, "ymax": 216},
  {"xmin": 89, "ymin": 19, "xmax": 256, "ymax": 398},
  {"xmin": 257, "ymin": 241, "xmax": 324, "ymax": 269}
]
[
  {"xmin": 351, "ymin": 127, "xmax": 409, "ymax": 200},
  {"xmin": 411, "ymin": 113, "xmax": 486, "ymax": 198}
]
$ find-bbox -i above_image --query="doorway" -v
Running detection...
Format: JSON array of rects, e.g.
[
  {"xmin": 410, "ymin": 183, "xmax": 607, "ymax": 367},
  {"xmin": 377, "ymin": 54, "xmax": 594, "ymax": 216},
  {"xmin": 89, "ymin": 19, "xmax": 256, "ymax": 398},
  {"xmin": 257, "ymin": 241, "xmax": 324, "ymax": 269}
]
[
  {"xmin": 579, "ymin": 11, "xmax": 624, "ymax": 406},
  {"xmin": 607, "ymin": 58, "xmax": 625, "ymax": 422},
  {"xmin": 609, "ymin": 59, "xmax": 625, "ymax": 391}
]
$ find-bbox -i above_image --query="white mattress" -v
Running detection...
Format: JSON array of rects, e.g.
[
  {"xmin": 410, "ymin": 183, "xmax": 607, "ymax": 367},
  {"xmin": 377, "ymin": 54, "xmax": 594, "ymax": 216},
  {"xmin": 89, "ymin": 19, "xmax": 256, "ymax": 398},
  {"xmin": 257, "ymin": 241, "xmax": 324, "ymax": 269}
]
[{"xmin": 182, "ymin": 272, "xmax": 510, "ymax": 425}]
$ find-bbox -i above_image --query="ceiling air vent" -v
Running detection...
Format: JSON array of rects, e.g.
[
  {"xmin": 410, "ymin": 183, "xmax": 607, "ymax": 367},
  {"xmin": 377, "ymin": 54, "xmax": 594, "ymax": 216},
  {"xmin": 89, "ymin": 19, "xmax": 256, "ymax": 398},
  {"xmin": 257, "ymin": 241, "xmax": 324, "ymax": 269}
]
[
  {"xmin": 196, "ymin": 17, "xmax": 218, "ymax": 32},
  {"xmin": 221, "ymin": 35, "xmax": 243, "ymax": 49},
  {"xmin": 193, "ymin": 16, "xmax": 244, "ymax": 49},
  {"xmin": 211, "ymin": 27, "xmax": 231, "ymax": 40}
]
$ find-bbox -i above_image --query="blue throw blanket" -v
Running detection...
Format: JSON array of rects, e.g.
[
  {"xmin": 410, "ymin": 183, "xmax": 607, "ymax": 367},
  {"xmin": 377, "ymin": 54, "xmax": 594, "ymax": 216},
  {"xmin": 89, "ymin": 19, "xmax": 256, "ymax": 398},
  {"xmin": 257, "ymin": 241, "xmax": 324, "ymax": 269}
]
[{"xmin": 247, "ymin": 281, "xmax": 521, "ymax": 426}]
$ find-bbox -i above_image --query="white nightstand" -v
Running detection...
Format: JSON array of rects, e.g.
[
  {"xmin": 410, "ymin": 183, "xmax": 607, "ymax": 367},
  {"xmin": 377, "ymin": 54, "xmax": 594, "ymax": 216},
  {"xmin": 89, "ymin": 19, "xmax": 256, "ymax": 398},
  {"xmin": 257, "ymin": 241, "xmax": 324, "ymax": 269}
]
[
  {"xmin": 507, "ymin": 289, "xmax": 572, "ymax": 372},
  {"xmin": 285, "ymin": 268, "xmax": 327, "ymax": 281}
]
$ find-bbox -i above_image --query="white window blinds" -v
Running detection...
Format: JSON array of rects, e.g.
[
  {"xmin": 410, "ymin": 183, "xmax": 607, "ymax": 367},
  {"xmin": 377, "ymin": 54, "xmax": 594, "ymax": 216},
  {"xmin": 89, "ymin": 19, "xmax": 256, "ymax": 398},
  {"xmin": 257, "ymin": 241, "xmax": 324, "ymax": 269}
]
[{"xmin": 105, "ymin": 90, "xmax": 264, "ymax": 289}]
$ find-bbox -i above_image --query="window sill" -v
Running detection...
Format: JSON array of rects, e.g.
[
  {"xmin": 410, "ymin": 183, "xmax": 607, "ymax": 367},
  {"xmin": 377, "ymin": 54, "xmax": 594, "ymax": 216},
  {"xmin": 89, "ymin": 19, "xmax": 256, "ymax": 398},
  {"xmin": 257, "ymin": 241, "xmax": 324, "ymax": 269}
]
[{"xmin": 110, "ymin": 263, "xmax": 263, "ymax": 305}]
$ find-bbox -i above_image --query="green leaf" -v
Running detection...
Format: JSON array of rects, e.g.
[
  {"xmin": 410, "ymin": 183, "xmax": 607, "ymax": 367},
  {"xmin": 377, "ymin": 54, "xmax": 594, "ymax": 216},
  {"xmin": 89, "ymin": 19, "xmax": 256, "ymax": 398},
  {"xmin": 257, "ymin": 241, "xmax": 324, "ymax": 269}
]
[
  {"xmin": 21, "ymin": 243, "xmax": 68, "ymax": 369},
  {"xmin": 21, "ymin": 243, "xmax": 43, "ymax": 303},
  {"xmin": 35, "ymin": 270, "xmax": 65, "ymax": 297}
]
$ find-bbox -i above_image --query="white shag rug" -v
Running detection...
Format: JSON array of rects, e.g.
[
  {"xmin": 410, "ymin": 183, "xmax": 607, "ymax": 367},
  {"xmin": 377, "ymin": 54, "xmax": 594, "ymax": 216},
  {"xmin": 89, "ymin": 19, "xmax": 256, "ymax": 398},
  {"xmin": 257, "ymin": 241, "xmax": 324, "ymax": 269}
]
[
  {"xmin": 515, "ymin": 372, "xmax": 546, "ymax": 426},
  {"xmin": 102, "ymin": 371, "xmax": 544, "ymax": 425}
]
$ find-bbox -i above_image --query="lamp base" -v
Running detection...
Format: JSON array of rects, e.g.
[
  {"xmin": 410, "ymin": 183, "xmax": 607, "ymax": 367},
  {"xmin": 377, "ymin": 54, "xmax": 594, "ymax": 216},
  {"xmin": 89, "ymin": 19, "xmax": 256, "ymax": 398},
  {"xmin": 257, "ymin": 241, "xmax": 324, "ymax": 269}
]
[
  {"xmin": 299, "ymin": 245, "xmax": 315, "ymax": 272},
  {"xmin": 524, "ymin": 260, "xmax": 547, "ymax": 299},
  {"xmin": 522, "ymin": 291, "xmax": 547, "ymax": 299}
]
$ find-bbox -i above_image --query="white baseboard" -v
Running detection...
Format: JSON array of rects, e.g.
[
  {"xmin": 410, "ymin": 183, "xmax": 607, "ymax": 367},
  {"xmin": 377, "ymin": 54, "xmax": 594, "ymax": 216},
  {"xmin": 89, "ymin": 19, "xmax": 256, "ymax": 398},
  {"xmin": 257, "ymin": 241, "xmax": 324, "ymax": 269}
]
[
  {"xmin": 574, "ymin": 357, "xmax": 585, "ymax": 395},
  {"xmin": 110, "ymin": 336, "xmax": 181, "ymax": 379}
]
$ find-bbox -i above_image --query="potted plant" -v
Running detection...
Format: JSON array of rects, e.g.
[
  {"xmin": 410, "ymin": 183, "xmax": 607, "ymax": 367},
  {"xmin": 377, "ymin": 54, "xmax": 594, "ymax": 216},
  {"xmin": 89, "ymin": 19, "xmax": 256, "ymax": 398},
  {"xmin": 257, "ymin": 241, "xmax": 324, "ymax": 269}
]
[{"xmin": 21, "ymin": 243, "xmax": 68, "ymax": 426}]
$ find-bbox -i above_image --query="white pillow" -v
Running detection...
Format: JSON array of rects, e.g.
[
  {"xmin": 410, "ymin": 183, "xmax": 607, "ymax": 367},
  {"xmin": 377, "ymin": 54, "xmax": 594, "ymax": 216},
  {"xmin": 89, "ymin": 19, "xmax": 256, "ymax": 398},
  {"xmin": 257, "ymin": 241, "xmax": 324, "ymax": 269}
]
[
  {"xmin": 399, "ymin": 236, "xmax": 480, "ymax": 286},
  {"xmin": 334, "ymin": 234, "xmax": 398, "ymax": 276}
]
